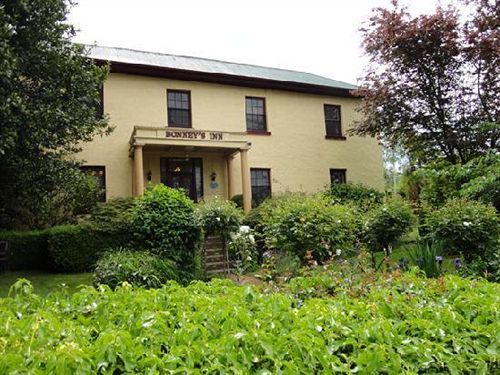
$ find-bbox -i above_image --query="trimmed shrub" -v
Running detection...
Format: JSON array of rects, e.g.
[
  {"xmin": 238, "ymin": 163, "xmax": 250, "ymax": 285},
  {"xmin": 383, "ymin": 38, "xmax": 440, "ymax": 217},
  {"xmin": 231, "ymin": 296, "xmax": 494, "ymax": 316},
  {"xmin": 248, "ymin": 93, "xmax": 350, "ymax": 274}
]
[
  {"xmin": 195, "ymin": 197, "xmax": 243, "ymax": 241},
  {"xmin": 47, "ymin": 225, "xmax": 130, "ymax": 272},
  {"xmin": 260, "ymin": 194, "xmax": 358, "ymax": 263},
  {"xmin": 364, "ymin": 199, "xmax": 415, "ymax": 254},
  {"xmin": 82, "ymin": 197, "xmax": 136, "ymax": 234},
  {"xmin": 425, "ymin": 198, "xmax": 499, "ymax": 261},
  {"xmin": 93, "ymin": 249, "xmax": 179, "ymax": 289},
  {"xmin": 325, "ymin": 182, "xmax": 384, "ymax": 210},
  {"xmin": 131, "ymin": 185, "xmax": 201, "ymax": 277},
  {"xmin": 0, "ymin": 230, "xmax": 49, "ymax": 270}
]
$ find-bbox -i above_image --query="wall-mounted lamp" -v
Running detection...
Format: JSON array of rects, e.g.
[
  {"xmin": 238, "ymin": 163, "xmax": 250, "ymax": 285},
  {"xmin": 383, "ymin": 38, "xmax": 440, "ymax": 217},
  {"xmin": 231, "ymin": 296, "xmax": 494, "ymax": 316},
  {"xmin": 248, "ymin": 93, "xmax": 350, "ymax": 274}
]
[{"xmin": 147, "ymin": 170, "xmax": 152, "ymax": 181}]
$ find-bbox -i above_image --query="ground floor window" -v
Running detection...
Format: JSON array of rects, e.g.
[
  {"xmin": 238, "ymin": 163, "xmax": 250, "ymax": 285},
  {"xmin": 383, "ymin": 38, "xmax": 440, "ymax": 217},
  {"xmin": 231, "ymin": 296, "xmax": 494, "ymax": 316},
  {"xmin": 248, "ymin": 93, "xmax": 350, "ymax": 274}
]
[
  {"xmin": 330, "ymin": 168, "xmax": 346, "ymax": 184},
  {"xmin": 80, "ymin": 165, "xmax": 106, "ymax": 202},
  {"xmin": 251, "ymin": 168, "xmax": 271, "ymax": 207},
  {"xmin": 160, "ymin": 158, "xmax": 203, "ymax": 202}
]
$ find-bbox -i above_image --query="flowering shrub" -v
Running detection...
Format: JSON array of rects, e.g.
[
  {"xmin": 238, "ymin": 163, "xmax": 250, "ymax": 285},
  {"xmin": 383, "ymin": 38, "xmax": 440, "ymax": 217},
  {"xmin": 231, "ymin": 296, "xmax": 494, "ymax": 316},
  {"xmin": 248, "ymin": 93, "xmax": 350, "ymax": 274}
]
[
  {"xmin": 364, "ymin": 199, "xmax": 415, "ymax": 255},
  {"xmin": 424, "ymin": 198, "xmax": 499, "ymax": 261},
  {"xmin": 195, "ymin": 197, "xmax": 243, "ymax": 241},
  {"xmin": 228, "ymin": 225, "xmax": 258, "ymax": 273},
  {"xmin": 259, "ymin": 194, "xmax": 358, "ymax": 263}
]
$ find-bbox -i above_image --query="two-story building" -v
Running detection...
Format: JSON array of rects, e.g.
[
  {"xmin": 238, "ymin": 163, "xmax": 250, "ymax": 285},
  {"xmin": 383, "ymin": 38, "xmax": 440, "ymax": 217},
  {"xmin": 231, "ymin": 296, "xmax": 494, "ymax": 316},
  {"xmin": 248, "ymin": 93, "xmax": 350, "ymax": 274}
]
[{"xmin": 79, "ymin": 45, "xmax": 383, "ymax": 212}]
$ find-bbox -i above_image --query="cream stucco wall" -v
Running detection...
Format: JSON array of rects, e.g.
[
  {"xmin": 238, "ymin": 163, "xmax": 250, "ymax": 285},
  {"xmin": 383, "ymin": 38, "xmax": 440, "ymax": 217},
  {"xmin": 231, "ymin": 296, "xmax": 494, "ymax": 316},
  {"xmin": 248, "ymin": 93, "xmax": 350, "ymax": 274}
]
[{"xmin": 77, "ymin": 73, "xmax": 384, "ymax": 200}]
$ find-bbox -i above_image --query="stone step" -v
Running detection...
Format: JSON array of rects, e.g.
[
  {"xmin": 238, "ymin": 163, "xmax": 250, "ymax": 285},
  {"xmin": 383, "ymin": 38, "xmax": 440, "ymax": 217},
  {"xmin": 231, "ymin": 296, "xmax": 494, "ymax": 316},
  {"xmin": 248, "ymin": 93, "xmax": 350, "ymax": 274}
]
[
  {"xmin": 205, "ymin": 261, "xmax": 232, "ymax": 271},
  {"xmin": 205, "ymin": 253, "xmax": 225, "ymax": 262},
  {"xmin": 206, "ymin": 268, "xmax": 235, "ymax": 275}
]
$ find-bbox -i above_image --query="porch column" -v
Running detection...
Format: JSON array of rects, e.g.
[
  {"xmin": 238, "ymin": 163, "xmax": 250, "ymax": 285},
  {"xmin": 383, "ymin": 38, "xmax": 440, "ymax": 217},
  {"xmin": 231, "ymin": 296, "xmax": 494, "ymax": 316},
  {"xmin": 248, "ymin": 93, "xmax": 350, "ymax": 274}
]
[
  {"xmin": 226, "ymin": 154, "xmax": 236, "ymax": 200},
  {"xmin": 240, "ymin": 149, "xmax": 252, "ymax": 213},
  {"xmin": 134, "ymin": 144, "xmax": 144, "ymax": 196}
]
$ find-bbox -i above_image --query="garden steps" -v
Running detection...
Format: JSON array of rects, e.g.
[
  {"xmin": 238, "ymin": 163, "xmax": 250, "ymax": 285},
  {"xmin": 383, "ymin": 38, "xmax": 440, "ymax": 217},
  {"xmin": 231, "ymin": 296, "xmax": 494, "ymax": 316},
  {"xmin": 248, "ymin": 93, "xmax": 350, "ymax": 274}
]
[{"xmin": 203, "ymin": 235, "xmax": 234, "ymax": 276}]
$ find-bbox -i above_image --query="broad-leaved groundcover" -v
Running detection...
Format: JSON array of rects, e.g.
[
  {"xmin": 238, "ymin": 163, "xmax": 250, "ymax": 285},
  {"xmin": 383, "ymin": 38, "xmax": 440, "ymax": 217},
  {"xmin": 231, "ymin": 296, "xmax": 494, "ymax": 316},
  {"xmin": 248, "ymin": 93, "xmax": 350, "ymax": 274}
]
[{"xmin": 0, "ymin": 273, "xmax": 498, "ymax": 373}]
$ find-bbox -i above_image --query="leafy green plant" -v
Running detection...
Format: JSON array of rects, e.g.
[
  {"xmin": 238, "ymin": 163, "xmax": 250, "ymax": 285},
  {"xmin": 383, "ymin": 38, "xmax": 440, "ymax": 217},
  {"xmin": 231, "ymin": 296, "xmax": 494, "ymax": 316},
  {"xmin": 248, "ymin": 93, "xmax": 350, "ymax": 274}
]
[
  {"xmin": 93, "ymin": 248, "xmax": 179, "ymax": 289},
  {"xmin": 195, "ymin": 197, "xmax": 243, "ymax": 241},
  {"xmin": 131, "ymin": 185, "xmax": 201, "ymax": 277},
  {"xmin": 325, "ymin": 182, "xmax": 384, "ymax": 210},
  {"xmin": 406, "ymin": 240, "xmax": 444, "ymax": 278},
  {"xmin": 424, "ymin": 198, "xmax": 499, "ymax": 262},
  {"xmin": 364, "ymin": 199, "xmax": 416, "ymax": 267},
  {"xmin": 417, "ymin": 152, "xmax": 500, "ymax": 210},
  {"xmin": 259, "ymin": 194, "xmax": 358, "ymax": 263},
  {"xmin": 0, "ymin": 273, "xmax": 498, "ymax": 373}
]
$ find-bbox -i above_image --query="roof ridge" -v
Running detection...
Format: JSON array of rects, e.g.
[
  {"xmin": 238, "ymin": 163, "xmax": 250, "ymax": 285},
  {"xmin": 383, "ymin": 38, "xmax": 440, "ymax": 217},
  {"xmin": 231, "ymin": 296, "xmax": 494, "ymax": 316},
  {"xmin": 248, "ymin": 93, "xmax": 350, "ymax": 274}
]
[{"xmin": 84, "ymin": 44, "xmax": 355, "ymax": 87}]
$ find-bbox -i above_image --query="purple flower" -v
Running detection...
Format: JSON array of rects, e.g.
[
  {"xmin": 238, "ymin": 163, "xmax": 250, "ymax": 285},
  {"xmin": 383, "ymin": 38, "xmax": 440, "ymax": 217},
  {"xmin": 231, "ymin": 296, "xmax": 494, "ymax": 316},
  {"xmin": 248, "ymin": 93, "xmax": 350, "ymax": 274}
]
[
  {"xmin": 435, "ymin": 256, "xmax": 443, "ymax": 264},
  {"xmin": 453, "ymin": 258, "xmax": 461, "ymax": 269}
]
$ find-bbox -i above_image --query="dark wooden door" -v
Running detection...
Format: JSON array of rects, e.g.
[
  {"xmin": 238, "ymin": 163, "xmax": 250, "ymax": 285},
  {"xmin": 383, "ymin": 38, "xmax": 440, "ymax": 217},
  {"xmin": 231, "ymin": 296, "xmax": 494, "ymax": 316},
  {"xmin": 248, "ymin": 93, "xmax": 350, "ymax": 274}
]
[{"xmin": 161, "ymin": 158, "xmax": 202, "ymax": 201}]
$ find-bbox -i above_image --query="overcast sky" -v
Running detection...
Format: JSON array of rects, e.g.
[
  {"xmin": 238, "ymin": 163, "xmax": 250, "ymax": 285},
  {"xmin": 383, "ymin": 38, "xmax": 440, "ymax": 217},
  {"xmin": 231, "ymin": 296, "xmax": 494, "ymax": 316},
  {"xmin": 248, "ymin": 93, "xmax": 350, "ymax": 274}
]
[{"xmin": 69, "ymin": 0, "xmax": 456, "ymax": 85}]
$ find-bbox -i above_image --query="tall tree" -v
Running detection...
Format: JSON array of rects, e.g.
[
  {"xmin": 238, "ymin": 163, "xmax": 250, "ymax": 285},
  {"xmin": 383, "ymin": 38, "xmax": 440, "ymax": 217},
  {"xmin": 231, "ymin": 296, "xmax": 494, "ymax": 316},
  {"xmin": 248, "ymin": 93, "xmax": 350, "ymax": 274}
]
[
  {"xmin": 0, "ymin": 0, "xmax": 111, "ymax": 229},
  {"xmin": 351, "ymin": 0, "xmax": 499, "ymax": 165}
]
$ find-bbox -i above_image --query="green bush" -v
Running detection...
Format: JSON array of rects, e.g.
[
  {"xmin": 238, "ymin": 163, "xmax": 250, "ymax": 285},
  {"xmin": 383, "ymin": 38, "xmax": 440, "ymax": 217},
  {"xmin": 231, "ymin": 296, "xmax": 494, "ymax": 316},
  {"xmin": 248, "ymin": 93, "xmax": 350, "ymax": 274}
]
[
  {"xmin": 82, "ymin": 197, "xmax": 136, "ymax": 234},
  {"xmin": 0, "ymin": 230, "xmax": 49, "ymax": 270},
  {"xmin": 230, "ymin": 194, "xmax": 243, "ymax": 208},
  {"xmin": 260, "ymin": 194, "xmax": 358, "ymax": 263},
  {"xmin": 195, "ymin": 197, "xmax": 243, "ymax": 241},
  {"xmin": 47, "ymin": 225, "xmax": 130, "ymax": 272},
  {"xmin": 93, "ymin": 249, "xmax": 178, "ymax": 289},
  {"xmin": 364, "ymin": 199, "xmax": 415, "ymax": 255},
  {"xmin": 425, "ymin": 199, "xmax": 499, "ymax": 261},
  {"xmin": 0, "ymin": 274, "xmax": 498, "ymax": 373},
  {"xmin": 131, "ymin": 185, "xmax": 201, "ymax": 277},
  {"xmin": 325, "ymin": 182, "xmax": 384, "ymax": 210},
  {"xmin": 417, "ymin": 153, "xmax": 500, "ymax": 210},
  {"xmin": 458, "ymin": 244, "xmax": 500, "ymax": 282}
]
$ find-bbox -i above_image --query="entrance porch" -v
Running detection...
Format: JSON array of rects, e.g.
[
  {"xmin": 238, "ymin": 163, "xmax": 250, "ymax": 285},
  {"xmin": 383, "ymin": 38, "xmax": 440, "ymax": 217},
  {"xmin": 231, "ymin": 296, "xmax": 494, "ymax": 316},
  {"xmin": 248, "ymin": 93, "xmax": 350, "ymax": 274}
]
[{"xmin": 130, "ymin": 126, "xmax": 253, "ymax": 212}]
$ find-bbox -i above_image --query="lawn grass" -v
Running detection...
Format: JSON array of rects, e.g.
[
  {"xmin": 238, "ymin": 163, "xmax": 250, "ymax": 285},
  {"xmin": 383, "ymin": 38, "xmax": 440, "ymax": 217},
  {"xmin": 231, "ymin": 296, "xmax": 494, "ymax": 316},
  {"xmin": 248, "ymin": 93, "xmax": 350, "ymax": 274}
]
[{"xmin": 0, "ymin": 271, "xmax": 92, "ymax": 297}]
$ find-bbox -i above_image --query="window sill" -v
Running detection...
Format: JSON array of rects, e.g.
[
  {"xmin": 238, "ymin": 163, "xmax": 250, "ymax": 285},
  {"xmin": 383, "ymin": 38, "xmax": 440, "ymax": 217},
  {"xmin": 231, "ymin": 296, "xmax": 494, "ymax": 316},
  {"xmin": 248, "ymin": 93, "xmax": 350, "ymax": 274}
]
[
  {"xmin": 325, "ymin": 135, "xmax": 346, "ymax": 140},
  {"xmin": 246, "ymin": 131, "xmax": 271, "ymax": 136}
]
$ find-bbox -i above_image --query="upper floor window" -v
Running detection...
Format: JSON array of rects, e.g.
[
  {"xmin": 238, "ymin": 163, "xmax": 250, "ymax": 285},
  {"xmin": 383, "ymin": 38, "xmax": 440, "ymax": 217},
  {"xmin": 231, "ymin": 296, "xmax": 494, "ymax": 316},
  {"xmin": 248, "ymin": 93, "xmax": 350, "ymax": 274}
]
[
  {"xmin": 251, "ymin": 168, "xmax": 271, "ymax": 207},
  {"xmin": 80, "ymin": 165, "xmax": 106, "ymax": 202},
  {"xmin": 324, "ymin": 104, "xmax": 342, "ymax": 138},
  {"xmin": 246, "ymin": 97, "xmax": 267, "ymax": 132},
  {"xmin": 167, "ymin": 90, "xmax": 191, "ymax": 128},
  {"xmin": 330, "ymin": 168, "xmax": 346, "ymax": 184}
]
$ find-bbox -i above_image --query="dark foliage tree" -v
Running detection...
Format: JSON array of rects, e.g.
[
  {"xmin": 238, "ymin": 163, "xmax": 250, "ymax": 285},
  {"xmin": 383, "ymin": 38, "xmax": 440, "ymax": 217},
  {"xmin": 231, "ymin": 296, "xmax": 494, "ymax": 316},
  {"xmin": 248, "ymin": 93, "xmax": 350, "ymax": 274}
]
[
  {"xmin": 352, "ymin": 0, "xmax": 499, "ymax": 165},
  {"xmin": 0, "ymin": 0, "xmax": 111, "ymax": 229}
]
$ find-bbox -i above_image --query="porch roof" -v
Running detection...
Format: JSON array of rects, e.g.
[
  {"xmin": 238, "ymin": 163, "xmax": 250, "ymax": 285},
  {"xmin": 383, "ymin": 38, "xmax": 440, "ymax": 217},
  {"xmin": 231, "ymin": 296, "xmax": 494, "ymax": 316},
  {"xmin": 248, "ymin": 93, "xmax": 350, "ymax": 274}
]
[{"xmin": 130, "ymin": 126, "xmax": 251, "ymax": 155}]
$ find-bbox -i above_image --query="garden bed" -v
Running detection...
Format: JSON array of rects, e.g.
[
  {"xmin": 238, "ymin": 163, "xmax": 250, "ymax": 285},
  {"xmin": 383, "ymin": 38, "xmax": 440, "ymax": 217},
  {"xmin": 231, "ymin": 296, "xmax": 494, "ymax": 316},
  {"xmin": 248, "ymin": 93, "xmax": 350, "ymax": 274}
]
[{"xmin": 0, "ymin": 272, "xmax": 498, "ymax": 373}]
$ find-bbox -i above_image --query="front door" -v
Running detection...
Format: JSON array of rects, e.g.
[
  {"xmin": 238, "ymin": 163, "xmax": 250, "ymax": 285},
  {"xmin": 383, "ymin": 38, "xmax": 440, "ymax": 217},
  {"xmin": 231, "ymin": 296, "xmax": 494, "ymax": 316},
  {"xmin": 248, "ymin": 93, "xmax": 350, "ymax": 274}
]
[{"xmin": 161, "ymin": 158, "xmax": 203, "ymax": 202}]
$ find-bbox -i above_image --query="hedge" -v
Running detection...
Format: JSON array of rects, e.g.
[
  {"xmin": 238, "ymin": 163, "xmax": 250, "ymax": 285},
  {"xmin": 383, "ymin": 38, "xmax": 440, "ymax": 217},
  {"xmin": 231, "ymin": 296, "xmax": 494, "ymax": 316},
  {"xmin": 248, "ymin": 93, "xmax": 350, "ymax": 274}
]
[
  {"xmin": 0, "ymin": 225, "xmax": 132, "ymax": 273},
  {"xmin": 0, "ymin": 230, "xmax": 49, "ymax": 270},
  {"xmin": 47, "ymin": 225, "xmax": 132, "ymax": 272}
]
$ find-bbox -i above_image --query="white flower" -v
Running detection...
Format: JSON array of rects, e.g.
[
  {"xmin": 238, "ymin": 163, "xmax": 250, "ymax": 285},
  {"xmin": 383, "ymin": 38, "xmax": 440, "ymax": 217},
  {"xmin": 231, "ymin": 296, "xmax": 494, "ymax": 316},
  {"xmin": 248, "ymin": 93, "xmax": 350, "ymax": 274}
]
[
  {"xmin": 315, "ymin": 325, "xmax": 323, "ymax": 332},
  {"xmin": 248, "ymin": 234, "xmax": 255, "ymax": 244},
  {"xmin": 234, "ymin": 332, "xmax": 245, "ymax": 339},
  {"xmin": 216, "ymin": 217, "xmax": 221, "ymax": 222},
  {"xmin": 463, "ymin": 221, "xmax": 471, "ymax": 227},
  {"xmin": 239, "ymin": 225, "xmax": 250, "ymax": 234},
  {"xmin": 336, "ymin": 249, "xmax": 342, "ymax": 256},
  {"xmin": 336, "ymin": 219, "xmax": 341, "ymax": 224}
]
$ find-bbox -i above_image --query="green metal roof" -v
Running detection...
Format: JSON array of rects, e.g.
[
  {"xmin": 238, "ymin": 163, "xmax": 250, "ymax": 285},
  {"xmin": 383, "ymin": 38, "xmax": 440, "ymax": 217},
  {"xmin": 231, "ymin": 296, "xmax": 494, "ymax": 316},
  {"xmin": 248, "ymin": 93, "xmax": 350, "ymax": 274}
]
[{"xmin": 87, "ymin": 45, "xmax": 357, "ymax": 91}]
